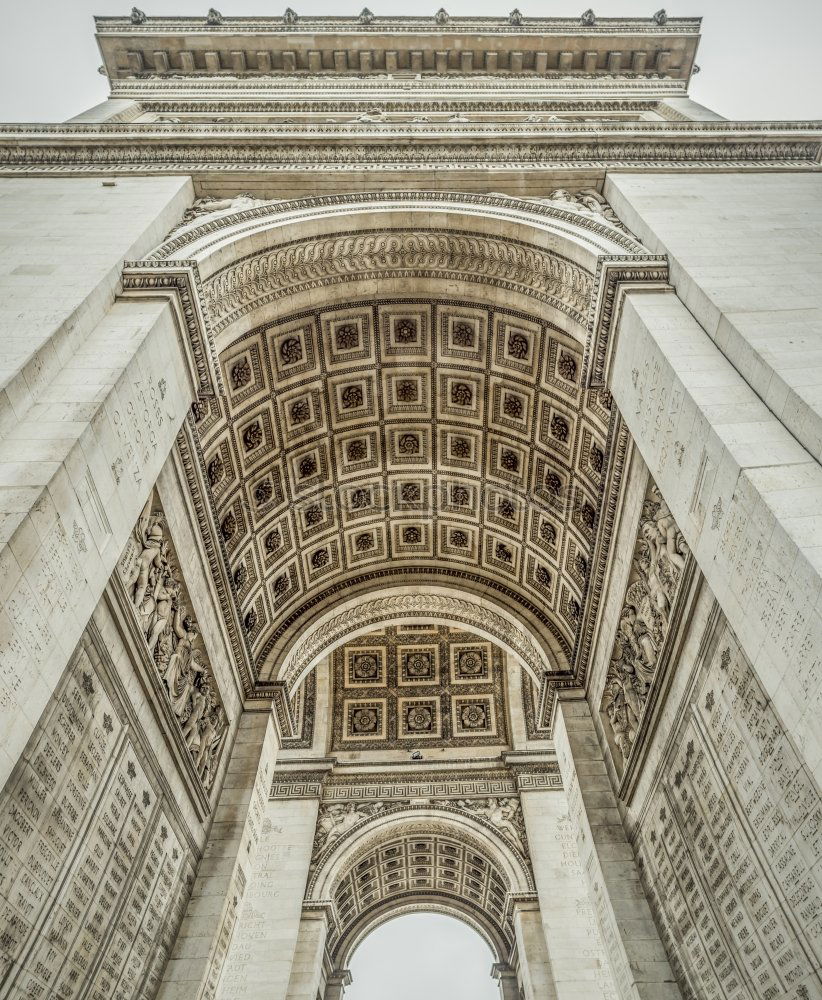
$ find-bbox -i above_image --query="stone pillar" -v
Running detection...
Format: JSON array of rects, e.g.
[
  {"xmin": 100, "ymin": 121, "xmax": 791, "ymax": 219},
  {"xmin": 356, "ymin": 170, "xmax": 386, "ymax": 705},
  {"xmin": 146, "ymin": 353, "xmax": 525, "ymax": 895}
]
[
  {"xmin": 606, "ymin": 285, "xmax": 822, "ymax": 793},
  {"xmin": 323, "ymin": 969, "xmax": 352, "ymax": 1000},
  {"xmin": 158, "ymin": 710, "xmax": 279, "ymax": 1000},
  {"xmin": 519, "ymin": 780, "xmax": 618, "ymax": 1000},
  {"xmin": 511, "ymin": 898, "xmax": 557, "ymax": 1000},
  {"xmin": 553, "ymin": 691, "xmax": 680, "ymax": 1000},
  {"xmin": 0, "ymin": 175, "xmax": 195, "ymax": 795},
  {"xmin": 491, "ymin": 962, "xmax": 519, "ymax": 1000},
  {"xmin": 285, "ymin": 904, "xmax": 332, "ymax": 1000},
  {"xmin": 216, "ymin": 791, "xmax": 322, "ymax": 1000},
  {"xmin": 505, "ymin": 657, "xmax": 530, "ymax": 749}
]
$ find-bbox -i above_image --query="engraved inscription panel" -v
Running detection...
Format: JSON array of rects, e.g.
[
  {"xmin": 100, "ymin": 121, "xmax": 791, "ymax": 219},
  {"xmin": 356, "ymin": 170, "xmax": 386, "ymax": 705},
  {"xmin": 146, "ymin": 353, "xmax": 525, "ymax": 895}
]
[
  {"xmin": 0, "ymin": 638, "xmax": 195, "ymax": 1000},
  {"xmin": 635, "ymin": 623, "xmax": 822, "ymax": 1000}
]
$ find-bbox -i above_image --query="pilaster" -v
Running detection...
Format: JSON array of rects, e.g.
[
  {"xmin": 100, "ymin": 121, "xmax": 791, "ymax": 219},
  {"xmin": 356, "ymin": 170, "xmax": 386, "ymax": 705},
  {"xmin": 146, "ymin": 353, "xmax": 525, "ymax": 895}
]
[
  {"xmin": 285, "ymin": 903, "xmax": 333, "ymax": 1000},
  {"xmin": 215, "ymin": 782, "xmax": 324, "ymax": 1000},
  {"xmin": 510, "ymin": 898, "xmax": 558, "ymax": 1000},
  {"xmin": 491, "ymin": 962, "xmax": 520, "ymax": 1000},
  {"xmin": 323, "ymin": 968, "xmax": 352, "ymax": 1000},
  {"xmin": 553, "ymin": 690, "xmax": 680, "ymax": 1000},
  {"xmin": 158, "ymin": 710, "xmax": 279, "ymax": 1000},
  {"xmin": 518, "ymin": 776, "xmax": 619, "ymax": 1000}
]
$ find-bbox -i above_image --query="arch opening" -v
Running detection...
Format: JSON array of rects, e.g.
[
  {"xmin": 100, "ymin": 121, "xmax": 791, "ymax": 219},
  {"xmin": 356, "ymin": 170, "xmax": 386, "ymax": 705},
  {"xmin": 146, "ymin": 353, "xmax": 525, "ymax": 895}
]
[
  {"xmin": 127, "ymin": 190, "xmax": 651, "ymax": 697},
  {"xmin": 346, "ymin": 912, "xmax": 499, "ymax": 1000}
]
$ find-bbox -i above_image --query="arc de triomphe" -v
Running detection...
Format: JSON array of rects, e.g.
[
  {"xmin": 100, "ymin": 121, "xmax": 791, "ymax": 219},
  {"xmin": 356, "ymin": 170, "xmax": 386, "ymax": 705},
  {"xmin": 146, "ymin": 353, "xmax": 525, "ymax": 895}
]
[{"xmin": 0, "ymin": 10, "xmax": 820, "ymax": 1000}]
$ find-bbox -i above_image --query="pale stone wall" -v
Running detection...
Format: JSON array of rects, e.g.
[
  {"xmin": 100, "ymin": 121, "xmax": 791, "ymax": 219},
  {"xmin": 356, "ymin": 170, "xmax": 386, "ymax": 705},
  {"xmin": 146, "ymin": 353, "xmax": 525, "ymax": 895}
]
[
  {"xmin": 159, "ymin": 712, "xmax": 279, "ymax": 1000},
  {"xmin": 610, "ymin": 290, "xmax": 822, "ymax": 795},
  {"xmin": 0, "ymin": 297, "xmax": 196, "ymax": 794},
  {"xmin": 0, "ymin": 176, "xmax": 191, "ymax": 434},
  {"xmin": 512, "ymin": 900, "xmax": 558, "ymax": 1000},
  {"xmin": 285, "ymin": 909, "xmax": 330, "ymax": 1000},
  {"xmin": 624, "ymin": 595, "xmax": 822, "ymax": 998},
  {"xmin": 0, "ymin": 603, "xmax": 201, "ymax": 1000},
  {"xmin": 519, "ymin": 784, "xmax": 619, "ymax": 1000},
  {"xmin": 605, "ymin": 173, "xmax": 822, "ymax": 463},
  {"xmin": 215, "ymin": 796, "xmax": 321, "ymax": 1000},
  {"xmin": 552, "ymin": 695, "xmax": 680, "ymax": 1000}
]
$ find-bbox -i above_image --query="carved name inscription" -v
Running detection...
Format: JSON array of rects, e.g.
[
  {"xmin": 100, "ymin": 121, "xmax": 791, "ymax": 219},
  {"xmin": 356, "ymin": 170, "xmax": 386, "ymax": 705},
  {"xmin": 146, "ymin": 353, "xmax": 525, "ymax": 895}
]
[
  {"xmin": 635, "ymin": 625, "xmax": 822, "ymax": 1000},
  {"xmin": 0, "ymin": 639, "xmax": 194, "ymax": 1000}
]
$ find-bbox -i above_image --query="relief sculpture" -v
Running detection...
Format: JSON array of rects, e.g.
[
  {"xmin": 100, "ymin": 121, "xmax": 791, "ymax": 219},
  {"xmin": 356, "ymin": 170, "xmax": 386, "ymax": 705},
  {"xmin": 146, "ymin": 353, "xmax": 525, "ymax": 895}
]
[
  {"xmin": 602, "ymin": 480, "xmax": 688, "ymax": 763},
  {"xmin": 121, "ymin": 496, "xmax": 228, "ymax": 790},
  {"xmin": 313, "ymin": 801, "xmax": 387, "ymax": 857},
  {"xmin": 452, "ymin": 796, "xmax": 527, "ymax": 854}
]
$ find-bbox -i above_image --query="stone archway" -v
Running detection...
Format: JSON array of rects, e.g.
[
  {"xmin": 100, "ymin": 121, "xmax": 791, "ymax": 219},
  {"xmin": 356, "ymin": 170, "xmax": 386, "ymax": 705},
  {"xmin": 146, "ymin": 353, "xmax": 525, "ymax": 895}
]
[
  {"xmin": 303, "ymin": 805, "xmax": 535, "ymax": 1000},
  {"xmin": 123, "ymin": 190, "xmax": 665, "ymax": 705}
]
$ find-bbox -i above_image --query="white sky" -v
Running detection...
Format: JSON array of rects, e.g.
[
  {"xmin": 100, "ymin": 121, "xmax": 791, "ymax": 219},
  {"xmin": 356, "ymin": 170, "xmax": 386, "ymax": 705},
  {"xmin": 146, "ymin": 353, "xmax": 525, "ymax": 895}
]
[
  {"xmin": 347, "ymin": 913, "xmax": 499, "ymax": 1000},
  {"xmin": 1, "ymin": 0, "xmax": 821, "ymax": 121}
]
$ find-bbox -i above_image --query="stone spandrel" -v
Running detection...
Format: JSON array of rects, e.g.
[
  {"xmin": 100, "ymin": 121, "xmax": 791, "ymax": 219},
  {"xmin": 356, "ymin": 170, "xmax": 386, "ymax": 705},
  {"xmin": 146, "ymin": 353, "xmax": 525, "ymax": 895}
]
[
  {"xmin": 0, "ymin": 639, "xmax": 195, "ymax": 1000},
  {"xmin": 635, "ymin": 620, "xmax": 822, "ymax": 1000}
]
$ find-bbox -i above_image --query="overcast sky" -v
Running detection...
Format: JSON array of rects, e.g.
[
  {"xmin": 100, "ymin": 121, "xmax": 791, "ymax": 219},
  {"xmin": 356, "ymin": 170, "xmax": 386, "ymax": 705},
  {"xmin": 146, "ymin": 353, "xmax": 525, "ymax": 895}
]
[
  {"xmin": 1, "ymin": 0, "xmax": 821, "ymax": 121},
  {"xmin": 347, "ymin": 914, "xmax": 498, "ymax": 1000}
]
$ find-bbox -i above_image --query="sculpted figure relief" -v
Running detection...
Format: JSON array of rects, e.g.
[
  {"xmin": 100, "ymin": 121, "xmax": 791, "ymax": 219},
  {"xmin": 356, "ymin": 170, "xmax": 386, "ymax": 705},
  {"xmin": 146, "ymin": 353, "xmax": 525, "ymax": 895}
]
[
  {"xmin": 176, "ymin": 193, "xmax": 279, "ymax": 231},
  {"xmin": 490, "ymin": 187, "xmax": 626, "ymax": 229},
  {"xmin": 453, "ymin": 797, "xmax": 526, "ymax": 852},
  {"xmin": 603, "ymin": 483, "xmax": 688, "ymax": 763},
  {"xmin": 120, "ymin": 497, "xmax": 228, "ymax": 790},
  {"xmin": 314, "ymin": 802, "xmax": 386, "ymax": 855}
]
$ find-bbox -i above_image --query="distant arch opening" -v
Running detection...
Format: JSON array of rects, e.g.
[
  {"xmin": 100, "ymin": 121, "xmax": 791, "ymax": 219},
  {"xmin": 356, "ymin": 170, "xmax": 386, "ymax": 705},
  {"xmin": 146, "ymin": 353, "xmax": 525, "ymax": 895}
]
[{"xmin": 346, "ymin": 912, "xmax": 499, "ymax": 1000}]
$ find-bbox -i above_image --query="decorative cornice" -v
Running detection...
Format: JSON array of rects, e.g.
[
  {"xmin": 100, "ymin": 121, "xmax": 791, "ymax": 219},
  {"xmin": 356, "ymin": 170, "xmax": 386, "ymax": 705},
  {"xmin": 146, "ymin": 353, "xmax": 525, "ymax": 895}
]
[
  {"xmin": 138, "ymin": 98, "xmax": 659, "ymax": 113},
  {"xmin": 7, "ymin": 121, "xmax": 818, "ymax": 137},
  {"xmin": 2, "ymin": 136, "xmax": 819, "ymax": 175},
  {"xmin": 109, "ymin": 75, "xmax": 691, "ymax": 97},
  {"xmin": 120, "ymin": 261, "xmax": 223, "ymax": 397},
  {"xmin": 321, "ymin": 767, "xmax": 525, "ymax": 802},
  {"xmin": 584, "ymin": 257, "xmax": 671, "ymax": 388},
  {"xmin": 96, "ymin": 15, "xmax": 702, "ymax": 34}
]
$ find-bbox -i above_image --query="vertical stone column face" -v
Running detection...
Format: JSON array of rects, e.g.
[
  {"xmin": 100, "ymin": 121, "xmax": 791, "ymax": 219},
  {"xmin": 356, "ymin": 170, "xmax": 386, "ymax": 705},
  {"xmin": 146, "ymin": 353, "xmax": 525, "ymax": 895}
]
[
  {"xmin": 519, "ymin": 785, "xmax": 618, "ymax": 1000},
  {"xmin": 285, "ymin": 907, "xmax": 330, "ymax": 1000},
  {"xmin": 492, "ymin": 962, "xmax": 520, "ymax": 1000},
  {"xmin": 216, "ymin": 795, "xmax": 321, "ymax": 1000},
  {"xmin": 511, "ymin": 900, "xmax": 558, "ymax": 1000},
  {"xmin": 0, "ymin": 176, "xmax": 194, "ymax": 797},
  {"xmin": 0, "ymin": 624, "xmax": 200, "ymax": 1000},
  {"xmin": 158, "ymin": 711, "xmax": 279, "ymax": 1000},
  {"xmin": 323, "ymin": 969, "xmax": 351, "ymax": 1000},
  {"xmin": 553, "ymin": 693, "xmax": 680, "ymax": 1000}
]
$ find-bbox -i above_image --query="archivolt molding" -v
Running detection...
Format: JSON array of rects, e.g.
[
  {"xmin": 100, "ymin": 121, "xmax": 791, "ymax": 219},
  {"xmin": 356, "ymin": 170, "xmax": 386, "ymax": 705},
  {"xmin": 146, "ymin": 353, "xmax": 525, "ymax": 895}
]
[
  {"xmin": 275, "ymin": 591, "xmax": 555, "ymax": 695},
  {"xmin": 147, "ymin": 190, "xmax": 645, "ymax": 263},
  {"xmin": 203, "ymin": 229, "xmax": 594, "ymax": 334},
  {"xmin": 307, "ymin": 807, "xmax": 534, "ymax": 900}
]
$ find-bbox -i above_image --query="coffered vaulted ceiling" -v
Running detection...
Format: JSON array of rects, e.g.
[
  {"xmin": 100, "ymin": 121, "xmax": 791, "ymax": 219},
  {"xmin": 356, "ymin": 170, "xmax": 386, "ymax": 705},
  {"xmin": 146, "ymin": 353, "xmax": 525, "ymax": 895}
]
[{"xmin": 191, "ymin": 289, "xmax": 613, "ymax": 681}]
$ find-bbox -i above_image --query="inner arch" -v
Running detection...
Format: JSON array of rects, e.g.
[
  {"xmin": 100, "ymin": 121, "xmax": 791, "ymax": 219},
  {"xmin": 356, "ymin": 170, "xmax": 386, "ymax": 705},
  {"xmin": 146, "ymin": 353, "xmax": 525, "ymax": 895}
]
[{"xmin": 346, "ymin": 913, "xmax": 499, "ymax": 1000}]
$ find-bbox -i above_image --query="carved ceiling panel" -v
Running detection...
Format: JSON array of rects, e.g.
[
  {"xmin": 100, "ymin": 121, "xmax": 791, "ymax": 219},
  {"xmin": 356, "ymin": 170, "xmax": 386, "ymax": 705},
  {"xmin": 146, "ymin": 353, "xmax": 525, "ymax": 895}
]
[
  {"xmin": 330, "ymin": 625, "xmax": 508, "ymax": 751},
  {"xmin": 190, "ymin": 294, "xmax": 613, "ymax": 680},
  {"xmin": 329, "ymin": 831, "xmax": 511, "ymax": 954}
]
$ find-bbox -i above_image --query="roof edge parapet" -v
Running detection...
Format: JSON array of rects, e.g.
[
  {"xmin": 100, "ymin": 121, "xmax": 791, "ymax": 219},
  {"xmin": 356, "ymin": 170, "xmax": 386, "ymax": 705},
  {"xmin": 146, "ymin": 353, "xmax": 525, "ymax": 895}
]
[{"xmin": 93, "ymin": 11, "xmax": 702, "ymax": 83}]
